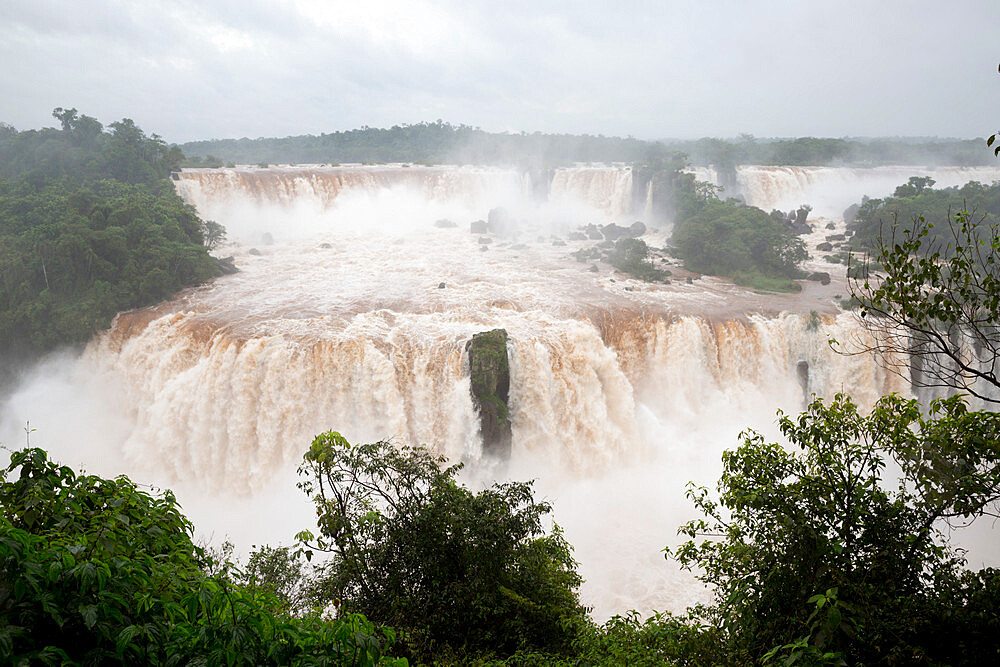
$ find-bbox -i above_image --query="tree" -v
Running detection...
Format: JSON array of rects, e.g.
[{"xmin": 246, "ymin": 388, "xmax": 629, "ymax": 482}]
[
  {"xmin": 893, "ymin": 175, "xmax": 936, "ymax": 198},
  {"xmin": 0, "ymin": 447, "xmax": 405, "ymax": 665},
  {"xmin": 606, "ymin": 237, "xmax": 670, "ymax": 282},
  {"xmin": 672, "ymin": 199, "xmax": 807, "ymax": 286},
  {"xmin": 846, "ymin": 209, "xmax": 1000, "ymax": 403},
  {"xmin": 0, "ymin": 110, "xmax": 225, "ymax": 359},
  {"xmin": 669, "ymin": 393, "xmax": 1000, "ymax": 665},
  {"xmin": 239, "ymin": 545, "xmax": 313, "ymax": 615},
  {"xmin": 295, "ymin": 432, "xmax": 588, "ymax": 662}
]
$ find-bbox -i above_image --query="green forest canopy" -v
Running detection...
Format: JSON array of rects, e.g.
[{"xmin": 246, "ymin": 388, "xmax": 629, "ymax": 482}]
[
  {"xmin": 847, "ymin": 176, "xmax": 1000, "ymax": 256},
  {"xmin": 0, "ymin": 109, "xmax": 224, "ymax": 358}
]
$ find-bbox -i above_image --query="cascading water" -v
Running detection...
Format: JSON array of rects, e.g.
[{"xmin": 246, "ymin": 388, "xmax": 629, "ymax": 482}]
[
  {"xmin": 547, "ymin": 165, "xmax": 635, "ymax": 220},
  {"xmin": 0, "ymin": 163, "xmax": 945, "ymax": 620},
  {"xmin": 692, "ymin": 165, "xmax": 1000, "ymax": 216}
]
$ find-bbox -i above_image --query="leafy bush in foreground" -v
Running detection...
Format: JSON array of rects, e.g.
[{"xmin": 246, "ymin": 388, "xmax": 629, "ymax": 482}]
[
  {"xmin": 0, "ymin": 448, "xmax": 404, "ymax": 666},
  {"xmin": 296, "ymin": 433, "xmax": 589, "ymax": 663},
  {"xmin": 670, "ymin": 394, "xmax": 1000, "ymax": 665}
]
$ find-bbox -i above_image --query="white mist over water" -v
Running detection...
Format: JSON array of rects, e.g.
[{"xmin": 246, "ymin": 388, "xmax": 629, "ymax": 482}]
[
  {"xmin": 2, "ymin": 164, "xmax": 992, "ymax": 620},
  {"xmin": 690, "ymin": 165, "xmax": 1000, "ymax": 217}
]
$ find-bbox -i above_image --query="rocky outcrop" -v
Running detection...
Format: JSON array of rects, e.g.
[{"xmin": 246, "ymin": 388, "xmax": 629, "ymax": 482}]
[
  {"xmin": 216, "ymin": 257, "xmax": 239, "ymax": 274},
  {"xmin": 796, "ymin": 359, "xmax": 810, "ymax": 403},
  {"xmin": 487, "ymin": 207, "xmax": 516, "ymax": 237},
  {"xmin": 600, "ymin": 221, "xmax": 647, "ymax": 241},
  {"xmin": 466, "ymin": 329, "xmax": 512, "ymax": 459}
]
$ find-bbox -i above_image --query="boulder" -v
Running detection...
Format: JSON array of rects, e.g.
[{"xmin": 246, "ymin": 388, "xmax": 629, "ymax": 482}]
[
  {"xmin": 466, "ymin": 330, "xmax": 512, "ymax": 458},
  {"xmin": 816, "ymin": 242, "xmax": 834, "ymax": 252},
  {"xmin": 216, "ymin": 256, "xmax": 239, "ymax": 274},
  {"xmin": 567, "ymin": 231, "xmax": 587, "ymax": 241},
  {"xmin": 826, "ymin": 233, "xmax": 846, "ymax": 242},
  {"xmin": 478, "ymin": 237, "xmax": 493, "ymax": 245},
  {"xmin": 584, "ymin": 224, "xmax": 603, "ymax": 240},
  {"xmin": 248, "ymin": 248, "xmax": 262, "ymax": 256},
  {"xmin": 261, "ymin": 232, "xmax": 274, "ymax": 245},
  {"xmin": 807, "ymin": 271, "xmax": 832, "ymax": 285},
  {"xmin": 319, "ymin": 243, "xmax": 332, "ymax": 248},
  {"xmin": 552, "ymin": 239, "xmax": 566, "ymax": 246},
  {"xmin": 601, "ymin": 223, "xmax": 630, "ymax": 240},
  {"xmin": 438, "ymin": 282, "xmax": 446, "ymax": 289},
  {"xmin": 470, "ymin": 219, "xmax": 488, "ymax": 234},
  {"xmin": 434, "ymin": 218, "xmax": 457, "ymax": 228},
  {"xmin": 588, "ymin": 264, "xmax": 599, "ymax": 272},
  {"xmin": 487, "ymin": 207, "xmax": 516, "ymax": 237},
  {"xmin": 629, "ymin": 221, "xmax": 647, "ymax": 236}
]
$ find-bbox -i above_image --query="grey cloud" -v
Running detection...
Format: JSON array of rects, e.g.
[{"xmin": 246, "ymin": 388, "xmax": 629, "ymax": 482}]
[{"xmin": 1, "ymin": 0, "xmax": 998, "ymax": 142}]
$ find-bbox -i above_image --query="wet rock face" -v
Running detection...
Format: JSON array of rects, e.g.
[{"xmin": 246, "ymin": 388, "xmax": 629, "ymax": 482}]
[
  {"xmin": 216, "ymin": 257, "xmax": 239, "ymax": 274},
  {"xmin": 466, "ymin": 329, "xmax": 512, "ymax": 459}
]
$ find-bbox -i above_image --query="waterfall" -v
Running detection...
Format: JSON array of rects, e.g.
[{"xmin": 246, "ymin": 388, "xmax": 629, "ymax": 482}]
[
  {"xmin": 176, "ymin": 164, "xmax": 641, "ymax": 240},
  {"xmin": 0, "ymin": 162, "xmax": 930, "ymax": 620},
  {"xmin": 76, "ymin": 303, "xmax": 902, "ymax": 495},
  {"xmin": 547, "ymin": 165, "xmax": 635, "ymax": 220},
  {"xmin": 689, "ymin": 165, "xmax": 1000, "ymax": 217}
]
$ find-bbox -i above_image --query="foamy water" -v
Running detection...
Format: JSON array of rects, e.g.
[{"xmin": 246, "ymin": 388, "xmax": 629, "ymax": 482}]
[{"xmin": 5, "ymin": 163, "xmax": 991, "ymax": 620}]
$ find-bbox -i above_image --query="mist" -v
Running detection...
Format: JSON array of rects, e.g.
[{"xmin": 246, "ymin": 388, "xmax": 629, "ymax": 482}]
[{"xmin": 12, "ymin": 162, "xmax": 997, "ymax": 622}]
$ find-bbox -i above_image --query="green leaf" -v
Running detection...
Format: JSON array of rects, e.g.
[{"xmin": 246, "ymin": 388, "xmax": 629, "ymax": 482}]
[{"xmin": 79, "ymin": 604, "xmax": 98, "ymax": 629}]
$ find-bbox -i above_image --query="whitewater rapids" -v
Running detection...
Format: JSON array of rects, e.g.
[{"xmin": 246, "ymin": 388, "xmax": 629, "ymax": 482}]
[{"xmin": 5, "ymin": 163, "xmax": 993, "ymax": 619}]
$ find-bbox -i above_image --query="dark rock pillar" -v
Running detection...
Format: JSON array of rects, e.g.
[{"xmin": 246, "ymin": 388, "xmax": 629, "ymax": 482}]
[{"xmin": 466, "ymin": 329, "xmax": 512, "ymax": 459}]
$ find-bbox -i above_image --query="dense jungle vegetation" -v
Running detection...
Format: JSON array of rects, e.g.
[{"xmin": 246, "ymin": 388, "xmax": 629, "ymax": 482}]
[
  {"xmin": 846, "ymin": 175, "xmax": 1000, "ymax": 256},
  {"xmin": 638, "ymin": 152, "xmax": 808, "ymax": 290},
  {"xmin": 180, "ymin": 121, "xmax": 991, "ymax": 168},
  {"xmin": 0, "ymin": 110, "xmax": 224, "ymax": 361}
]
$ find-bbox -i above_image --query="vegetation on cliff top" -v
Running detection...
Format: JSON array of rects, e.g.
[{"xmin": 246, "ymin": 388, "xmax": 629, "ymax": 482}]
[
  {"xmin": 0, "ymin": 109, "xmax": 223, "ymax": 360},
  {"xmin": 466, "ymin": 329, "xmax": 513, "ymax": 457},
  {"xmin": 842, "ymin": 178, "xmax": 1000, "ymax": 403},
  {"xmin": 847, "ymin": 176, "xmax": 1000, "ymax": 257}
]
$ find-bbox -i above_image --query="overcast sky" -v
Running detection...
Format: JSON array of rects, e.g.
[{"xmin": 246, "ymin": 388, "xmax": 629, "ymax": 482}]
[{"xmin": 1, "ymin": 0, "xmax": 998, "ymax": 143}]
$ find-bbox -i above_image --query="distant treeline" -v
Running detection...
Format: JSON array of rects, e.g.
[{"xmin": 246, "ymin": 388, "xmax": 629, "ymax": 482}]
[
  {"xmin": 0, "ymin": 110, "xmax": 222, "ymax": 360},
  {"xmin": 179, "ymin": 121, "xmax": 992, "ymax": 168}
]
